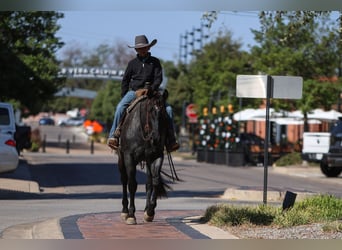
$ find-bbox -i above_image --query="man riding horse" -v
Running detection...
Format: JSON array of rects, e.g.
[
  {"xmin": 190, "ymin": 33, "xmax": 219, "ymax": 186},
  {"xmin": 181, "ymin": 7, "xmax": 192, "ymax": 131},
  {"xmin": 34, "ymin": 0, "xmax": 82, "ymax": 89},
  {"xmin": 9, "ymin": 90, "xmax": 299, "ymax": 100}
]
[{"xmin": 107, "ymin": 35, "xmax": 179, "ymax": 152}]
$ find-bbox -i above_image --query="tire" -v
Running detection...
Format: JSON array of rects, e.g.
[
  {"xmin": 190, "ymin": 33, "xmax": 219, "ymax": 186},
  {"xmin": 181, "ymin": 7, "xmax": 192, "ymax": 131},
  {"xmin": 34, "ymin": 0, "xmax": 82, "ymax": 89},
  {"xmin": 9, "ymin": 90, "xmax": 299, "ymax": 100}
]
[{"xmin": 320, "ymin": 161, "xmax": 342, "ymax": 177}]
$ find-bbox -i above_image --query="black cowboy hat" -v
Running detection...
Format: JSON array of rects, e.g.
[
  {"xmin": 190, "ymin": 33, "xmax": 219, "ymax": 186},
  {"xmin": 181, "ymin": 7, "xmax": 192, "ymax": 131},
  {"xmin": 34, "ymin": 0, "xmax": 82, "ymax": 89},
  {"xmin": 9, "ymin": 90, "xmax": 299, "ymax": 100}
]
[{"xmin": 128, "ymin": 35, "xmax": 157, "ymax": 49}]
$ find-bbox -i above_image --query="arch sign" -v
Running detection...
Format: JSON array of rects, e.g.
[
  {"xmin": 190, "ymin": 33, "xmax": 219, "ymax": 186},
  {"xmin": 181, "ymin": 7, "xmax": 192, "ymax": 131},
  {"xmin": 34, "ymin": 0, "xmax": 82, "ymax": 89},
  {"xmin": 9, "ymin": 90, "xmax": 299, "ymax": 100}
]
[{"xmin": 58, "ymin": 67, "xmax": 124, "ymax": 80}]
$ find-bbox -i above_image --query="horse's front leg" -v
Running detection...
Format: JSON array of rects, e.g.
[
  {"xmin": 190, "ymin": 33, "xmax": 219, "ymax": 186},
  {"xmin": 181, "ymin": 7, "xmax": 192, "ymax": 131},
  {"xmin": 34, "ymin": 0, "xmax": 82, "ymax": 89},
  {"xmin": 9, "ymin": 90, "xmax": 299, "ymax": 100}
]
[
  {"xmin": 144, "ymin": 163, "xmax": 155, "ymax": 222},
  {"xmin": 126, "ymin": 164, "xmax": 137, "ymax": 225},
  {"xmin": 118, "ymin": 154, "xmax": 129, "ymax": 221}
]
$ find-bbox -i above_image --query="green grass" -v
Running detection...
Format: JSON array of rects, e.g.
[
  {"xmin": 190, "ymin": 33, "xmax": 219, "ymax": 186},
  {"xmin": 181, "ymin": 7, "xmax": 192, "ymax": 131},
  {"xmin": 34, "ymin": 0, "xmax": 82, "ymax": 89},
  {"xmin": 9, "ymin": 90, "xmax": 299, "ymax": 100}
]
[{"xmin": 203, "ymin": 195, "xmax": 342, "ymax": 231}]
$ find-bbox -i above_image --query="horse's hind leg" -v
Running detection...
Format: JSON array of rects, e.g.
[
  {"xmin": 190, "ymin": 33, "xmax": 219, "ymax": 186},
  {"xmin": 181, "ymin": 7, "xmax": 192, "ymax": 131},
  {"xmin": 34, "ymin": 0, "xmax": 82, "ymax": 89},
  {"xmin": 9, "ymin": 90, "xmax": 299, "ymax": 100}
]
[{"xmin": 144, "ymin": 156, "xmax": 165, "ymax": 222}]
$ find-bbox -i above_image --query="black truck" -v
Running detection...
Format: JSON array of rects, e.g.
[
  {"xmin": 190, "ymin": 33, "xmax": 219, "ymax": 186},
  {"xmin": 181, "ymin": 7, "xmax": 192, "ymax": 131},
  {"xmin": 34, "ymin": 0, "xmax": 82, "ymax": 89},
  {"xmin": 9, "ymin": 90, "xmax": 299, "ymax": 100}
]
[
  {"xmin": 320, "ymin": 118, "xmax": 342, "ymax": 177},
  {"xmin": 15, "ymin": 124, "xmax": 32, "ymax": 154}
]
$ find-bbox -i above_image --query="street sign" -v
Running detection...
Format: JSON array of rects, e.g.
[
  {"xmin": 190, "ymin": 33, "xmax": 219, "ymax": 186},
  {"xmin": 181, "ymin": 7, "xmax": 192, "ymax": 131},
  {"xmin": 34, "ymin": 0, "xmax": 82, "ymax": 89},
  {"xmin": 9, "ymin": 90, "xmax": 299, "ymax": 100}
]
[
  {"xmin": 236, "ymin": 74, "xmax": 303, "ymax": 205},
  {"xmin": 186, "ymin": 103, "xmax": 198, "ymax": 123},
  {"xmin": 236, "ymin": 75, "xmax": 303, "ymax": 99}
]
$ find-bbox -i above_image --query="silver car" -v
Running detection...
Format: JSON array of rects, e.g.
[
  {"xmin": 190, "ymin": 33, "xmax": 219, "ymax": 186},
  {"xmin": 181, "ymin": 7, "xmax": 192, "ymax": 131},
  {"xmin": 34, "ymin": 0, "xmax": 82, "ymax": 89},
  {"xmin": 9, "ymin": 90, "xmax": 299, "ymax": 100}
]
[{"xmin": 0, "ymin": 102, "xmax": 19, "ymax": 173}]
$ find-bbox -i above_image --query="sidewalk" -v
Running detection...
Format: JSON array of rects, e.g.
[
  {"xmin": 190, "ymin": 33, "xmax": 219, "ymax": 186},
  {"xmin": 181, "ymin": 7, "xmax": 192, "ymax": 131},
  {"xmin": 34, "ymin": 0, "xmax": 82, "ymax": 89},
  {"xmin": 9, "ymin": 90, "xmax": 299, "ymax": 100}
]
[{"xmin": 1, "ymin": 211, "xmax": 238, "ymax": 239}]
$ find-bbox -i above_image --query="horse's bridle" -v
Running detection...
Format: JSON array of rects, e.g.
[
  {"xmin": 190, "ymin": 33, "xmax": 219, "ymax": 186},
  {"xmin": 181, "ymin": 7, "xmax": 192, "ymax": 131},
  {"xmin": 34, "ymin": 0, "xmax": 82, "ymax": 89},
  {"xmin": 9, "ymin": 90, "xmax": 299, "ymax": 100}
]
[{"xmin": 140, "ymin": 95, "xmax": 163, "ymax": 142}]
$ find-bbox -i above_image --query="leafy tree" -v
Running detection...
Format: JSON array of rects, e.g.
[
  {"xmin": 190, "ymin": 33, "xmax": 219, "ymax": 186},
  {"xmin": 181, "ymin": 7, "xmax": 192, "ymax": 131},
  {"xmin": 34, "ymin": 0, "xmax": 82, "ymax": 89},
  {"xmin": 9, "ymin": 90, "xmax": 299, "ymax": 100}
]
[
  {"xmin": 0, "ymin": 11, "xmax": 65, "ymax": 115},
  {"xmin": 250, "ymin": 11, "xmax": 342, "ymax": 131},
  {"xmin": 251, "ymin": 11, "xmax": 339, "ymax": 78},
  {"xmin": 185, "ymin": 31, "xmax": 257, "ymax": 112}
]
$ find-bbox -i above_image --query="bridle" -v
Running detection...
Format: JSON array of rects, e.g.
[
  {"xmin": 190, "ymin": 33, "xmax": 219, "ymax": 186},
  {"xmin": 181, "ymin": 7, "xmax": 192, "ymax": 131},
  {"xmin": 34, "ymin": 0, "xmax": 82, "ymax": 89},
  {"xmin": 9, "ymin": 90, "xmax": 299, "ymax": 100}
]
[{"xmin": 140, "ymin": 94, "xmax": 164, "ymax": 142}]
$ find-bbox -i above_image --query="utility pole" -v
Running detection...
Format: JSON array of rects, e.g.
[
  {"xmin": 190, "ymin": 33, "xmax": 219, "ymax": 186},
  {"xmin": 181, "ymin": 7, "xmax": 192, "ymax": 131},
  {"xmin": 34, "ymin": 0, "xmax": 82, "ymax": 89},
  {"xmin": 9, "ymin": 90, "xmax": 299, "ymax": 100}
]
[{"xmin": 179, "ymin": 20, "xmax": 209, "ymax": 64}]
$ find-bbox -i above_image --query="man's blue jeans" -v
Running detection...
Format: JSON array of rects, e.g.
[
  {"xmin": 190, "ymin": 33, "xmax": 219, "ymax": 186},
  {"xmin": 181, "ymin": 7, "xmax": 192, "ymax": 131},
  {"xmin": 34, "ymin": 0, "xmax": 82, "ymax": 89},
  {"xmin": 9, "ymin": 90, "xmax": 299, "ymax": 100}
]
[{"xmin": 108, "ymin": 90, "xmax": 175, "ymax": 138}]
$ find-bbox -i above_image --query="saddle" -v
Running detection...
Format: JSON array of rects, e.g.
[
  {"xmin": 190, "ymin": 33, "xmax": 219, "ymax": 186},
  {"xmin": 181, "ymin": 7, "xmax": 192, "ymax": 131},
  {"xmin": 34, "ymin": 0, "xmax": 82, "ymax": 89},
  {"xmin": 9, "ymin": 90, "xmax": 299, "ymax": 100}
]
[{"xmin": 126, "ymin": 95, "xmax": 148, "ymax": 113}]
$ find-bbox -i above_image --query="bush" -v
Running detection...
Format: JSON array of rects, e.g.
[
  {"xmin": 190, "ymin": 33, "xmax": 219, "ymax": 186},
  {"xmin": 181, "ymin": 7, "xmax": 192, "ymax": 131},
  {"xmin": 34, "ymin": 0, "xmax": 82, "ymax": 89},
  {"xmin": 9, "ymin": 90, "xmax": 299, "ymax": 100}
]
[
  {"xmin": 204, "ymin": 195, "xmax": 342, "ymax": 229},
  {"xmin": 29, "ymin": 128, "xmax": 42, "ymax": 152},
  {"xmin": 273, "ymin": 152, "xmax": 302, "ymax": 166}
]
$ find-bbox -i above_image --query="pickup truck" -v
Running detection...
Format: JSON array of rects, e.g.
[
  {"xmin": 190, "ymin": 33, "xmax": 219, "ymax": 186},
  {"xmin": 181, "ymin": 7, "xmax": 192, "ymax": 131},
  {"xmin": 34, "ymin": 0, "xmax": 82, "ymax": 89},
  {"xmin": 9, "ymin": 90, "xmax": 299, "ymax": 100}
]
[
  {"xmin": 302, "ymin": 132, "xmax": 330, "ymax": 162},
  {"xmin": 320, "ymin": 119, "xmax": 342, "ymax": 177}
]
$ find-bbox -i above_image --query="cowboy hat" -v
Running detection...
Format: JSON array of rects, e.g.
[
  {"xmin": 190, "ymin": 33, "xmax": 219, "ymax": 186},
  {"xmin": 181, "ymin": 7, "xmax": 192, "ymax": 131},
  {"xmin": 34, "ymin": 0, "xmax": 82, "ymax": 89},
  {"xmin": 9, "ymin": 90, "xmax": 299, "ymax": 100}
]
[{"xmin": 128, "ymin": 35, "xmax": 157, "ymax": 49}]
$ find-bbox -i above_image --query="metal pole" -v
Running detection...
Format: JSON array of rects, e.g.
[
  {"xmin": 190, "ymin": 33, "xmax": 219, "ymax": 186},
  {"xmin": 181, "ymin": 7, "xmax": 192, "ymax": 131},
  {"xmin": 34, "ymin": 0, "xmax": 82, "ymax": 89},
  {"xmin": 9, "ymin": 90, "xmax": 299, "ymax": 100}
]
[
  {"xmin": 90, "ymin": 140, "xmax": 94, "ymax": 154},
  {"xmin": 263, "ymin": 75, "xmax": 272, "ymax": 205},
  {"xmin": 66, "ymin": 139, "xmax": 70, "ymax": 154},
  {"xmin": 42, "ymin": 134, "xmax": 46, "ymax": 153}
]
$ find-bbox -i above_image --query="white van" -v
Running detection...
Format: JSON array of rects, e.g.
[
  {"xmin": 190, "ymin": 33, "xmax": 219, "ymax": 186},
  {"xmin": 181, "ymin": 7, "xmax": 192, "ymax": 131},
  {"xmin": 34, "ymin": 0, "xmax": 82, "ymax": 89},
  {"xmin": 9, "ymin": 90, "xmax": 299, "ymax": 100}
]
[{"xmin": 0, "ymin": 102, "xmax": 19, "ymax": 173}]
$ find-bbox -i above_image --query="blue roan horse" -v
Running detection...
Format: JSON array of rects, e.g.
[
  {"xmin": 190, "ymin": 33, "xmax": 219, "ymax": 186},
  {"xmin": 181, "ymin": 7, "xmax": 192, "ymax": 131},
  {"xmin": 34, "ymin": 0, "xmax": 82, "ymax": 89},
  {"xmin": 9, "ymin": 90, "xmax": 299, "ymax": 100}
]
[{"xmin": 117, "ymin": 92, "xmax": 170, "ymax": 225}]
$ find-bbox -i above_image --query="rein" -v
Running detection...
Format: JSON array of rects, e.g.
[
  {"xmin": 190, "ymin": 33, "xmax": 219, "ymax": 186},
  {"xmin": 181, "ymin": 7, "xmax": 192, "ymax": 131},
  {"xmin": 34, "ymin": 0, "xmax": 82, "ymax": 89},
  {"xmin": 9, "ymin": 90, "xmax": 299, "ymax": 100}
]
[{"xmin": 139, "ymin": 96, "xmax": 157, "ymax": 142}]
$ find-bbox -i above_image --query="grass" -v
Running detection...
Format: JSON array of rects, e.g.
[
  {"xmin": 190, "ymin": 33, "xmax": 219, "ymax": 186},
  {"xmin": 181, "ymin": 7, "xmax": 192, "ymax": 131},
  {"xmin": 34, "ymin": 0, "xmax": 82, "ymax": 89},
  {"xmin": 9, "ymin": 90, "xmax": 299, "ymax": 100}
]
[{"xmin": 202, "ymin": 195, "xmax": 342, "ymax": 232}]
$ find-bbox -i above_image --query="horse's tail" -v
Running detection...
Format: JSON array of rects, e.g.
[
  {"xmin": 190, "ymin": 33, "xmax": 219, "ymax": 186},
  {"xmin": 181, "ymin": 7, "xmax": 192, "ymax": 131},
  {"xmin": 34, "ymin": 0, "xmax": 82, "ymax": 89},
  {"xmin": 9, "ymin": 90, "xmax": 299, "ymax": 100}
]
[
  {"xmin": 155, "ymin": 176, "xmax": 170, "ymax": 198},
  {"xmin": 151, "ymin": 157, "xmax": 171, "ymax": 198}
]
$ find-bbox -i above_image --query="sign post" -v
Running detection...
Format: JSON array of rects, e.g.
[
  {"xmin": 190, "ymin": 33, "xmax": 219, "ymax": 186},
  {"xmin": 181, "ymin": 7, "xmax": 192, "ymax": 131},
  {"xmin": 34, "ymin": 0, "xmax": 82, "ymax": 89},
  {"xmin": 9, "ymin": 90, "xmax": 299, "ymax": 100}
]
[{"xmin": 236, "ymin": 75, "xmax": 303, "ymax": 204}]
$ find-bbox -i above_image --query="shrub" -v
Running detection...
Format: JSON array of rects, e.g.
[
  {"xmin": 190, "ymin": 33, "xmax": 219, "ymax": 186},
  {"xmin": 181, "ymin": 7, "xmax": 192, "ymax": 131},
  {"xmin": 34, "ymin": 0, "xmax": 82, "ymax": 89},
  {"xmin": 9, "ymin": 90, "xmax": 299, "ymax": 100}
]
[
  {"xmin": 204, "ymin": 195, "xmax": 342, "ymax": 229},
  {"xmin": 273, "ymin": 152, "xmax": 302, "ymax": 166}
]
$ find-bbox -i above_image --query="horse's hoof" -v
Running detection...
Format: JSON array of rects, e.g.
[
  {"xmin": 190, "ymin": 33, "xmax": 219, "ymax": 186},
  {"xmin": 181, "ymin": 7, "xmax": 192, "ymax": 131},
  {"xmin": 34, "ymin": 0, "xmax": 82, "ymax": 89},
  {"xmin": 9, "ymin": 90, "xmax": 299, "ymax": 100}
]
[
  {"xmin": 125, "ymin": 217, "xmax": 137, "ymax": 225},
  {"xmin": 120, "ymin": 213, "xmax": 128, "ymax": 221},
  {"xmin": 143, "ymin": 211, "xmax": 154, "ymax": 222}
]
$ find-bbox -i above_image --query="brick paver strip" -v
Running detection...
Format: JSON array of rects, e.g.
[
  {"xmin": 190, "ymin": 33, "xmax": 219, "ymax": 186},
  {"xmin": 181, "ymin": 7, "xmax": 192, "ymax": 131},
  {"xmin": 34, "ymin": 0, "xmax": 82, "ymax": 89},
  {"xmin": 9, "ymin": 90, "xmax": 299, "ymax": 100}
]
[{"xmin": 63, "ymin": 210, "xmax": 209, "ymax": 239}]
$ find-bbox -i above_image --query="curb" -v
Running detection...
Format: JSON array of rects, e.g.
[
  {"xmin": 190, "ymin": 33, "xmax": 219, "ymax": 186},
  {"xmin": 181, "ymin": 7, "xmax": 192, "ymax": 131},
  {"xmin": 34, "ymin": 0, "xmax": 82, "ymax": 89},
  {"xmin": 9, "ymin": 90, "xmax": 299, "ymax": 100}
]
[
  {"xmin": 0, "ymin": 178, "xmax": 40, "ymax": 193},
  {"xmin": 221, "ymin": 188, "xmax": 314, "ymax": 202},
  {"xmin": 0, "ymin": 218, "xmax": 64, "ymax": 239}
]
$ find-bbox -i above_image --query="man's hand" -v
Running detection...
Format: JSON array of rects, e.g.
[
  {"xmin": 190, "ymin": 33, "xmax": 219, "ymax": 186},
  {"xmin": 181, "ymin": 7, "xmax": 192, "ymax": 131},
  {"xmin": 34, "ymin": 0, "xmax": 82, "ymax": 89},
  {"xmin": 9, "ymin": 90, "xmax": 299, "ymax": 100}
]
[{"xmin": 135, "ymin": 88, "xmax": 149, "ymax": 97}]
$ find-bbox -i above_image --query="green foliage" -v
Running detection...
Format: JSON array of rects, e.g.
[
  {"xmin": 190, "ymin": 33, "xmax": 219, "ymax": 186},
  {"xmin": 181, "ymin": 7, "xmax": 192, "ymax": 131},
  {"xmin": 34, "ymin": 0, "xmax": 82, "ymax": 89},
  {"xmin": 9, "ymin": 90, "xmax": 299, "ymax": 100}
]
[
  {"xmin": 0, "ymin": 11, "xmax": 65, "ymax": 115},
  {"xmin": 273, "ymin": 152, "xmax": 302, "ymax": 166},
  {"xmin": 251, "ymin": 11, "xmax": 341, "ymax": 114},
  {"xmin": 204, "ymin": 195, "xmax": 342, "ymax": 229},
  {"xmin": 29, "ymin": 128, "xmax": 42, "ymax": 152}
]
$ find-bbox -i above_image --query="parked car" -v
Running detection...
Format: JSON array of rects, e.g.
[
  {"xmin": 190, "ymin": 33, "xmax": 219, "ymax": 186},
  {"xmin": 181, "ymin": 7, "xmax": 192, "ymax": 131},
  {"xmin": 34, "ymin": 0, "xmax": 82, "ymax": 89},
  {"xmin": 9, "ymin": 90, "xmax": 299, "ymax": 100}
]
[
  {"xmin": 0, "ymin": 102, "xmax": 19, "ymax": 174},
  {"xmin": 58, "ymin": 117, "xmax": 85, "ymax": 126},
  {"xmin": 39, "ymin": 117, "xmax": 55, "ymax": 126}
]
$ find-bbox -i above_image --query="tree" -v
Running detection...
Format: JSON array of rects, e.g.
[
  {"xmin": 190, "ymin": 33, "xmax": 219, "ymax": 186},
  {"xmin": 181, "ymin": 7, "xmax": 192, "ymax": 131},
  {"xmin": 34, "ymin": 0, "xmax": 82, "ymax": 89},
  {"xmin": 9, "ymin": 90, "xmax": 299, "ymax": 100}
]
[
  {"xmin": 250, "ymin": 11, "xmax": 342, "ymax": 131},
  {"xmin": 185, "ymin": 31, "xmax": 256, "ymax": 111},
  {"xmin": 251, "ymin": 11, "xmax": 339, "ymax": 78},
  {"xmin": 0, "ymin": 11, "xmax": 65, "ymax": 115}
]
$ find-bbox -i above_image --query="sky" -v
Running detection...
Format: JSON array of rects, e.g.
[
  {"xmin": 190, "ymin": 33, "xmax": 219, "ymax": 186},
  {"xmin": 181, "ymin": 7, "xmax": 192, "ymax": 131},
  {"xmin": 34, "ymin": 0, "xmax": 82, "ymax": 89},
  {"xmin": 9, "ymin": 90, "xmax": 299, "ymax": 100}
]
[{"xmin": 55, "ymin": 11, "xmax": 261, "ymax": 63}]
